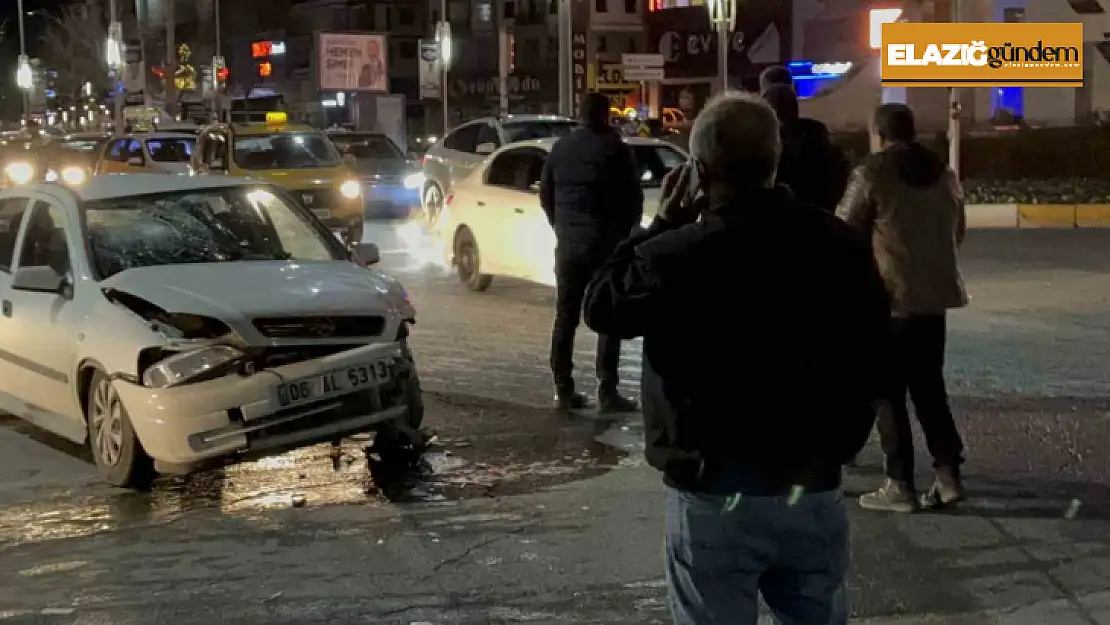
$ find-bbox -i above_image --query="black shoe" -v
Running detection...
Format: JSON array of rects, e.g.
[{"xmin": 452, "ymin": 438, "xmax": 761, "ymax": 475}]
[
  {"xmin": 554, "ymin": 388, "xmax": 589, "ymax": 411},
  {"xmin": 598, "ymin": 392, "xmax": 638, "ymax": 414}
]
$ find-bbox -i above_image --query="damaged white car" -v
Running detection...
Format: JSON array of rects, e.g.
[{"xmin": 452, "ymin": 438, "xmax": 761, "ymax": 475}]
[{"xmin": 0, "ymin": 174, "xmax": 422, "ymax": 488}]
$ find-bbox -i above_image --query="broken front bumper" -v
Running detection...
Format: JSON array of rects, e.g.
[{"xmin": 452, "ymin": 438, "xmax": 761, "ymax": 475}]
[{"xmin": 113, "ymin": 342, "xmax": 417, "ymax": 471}]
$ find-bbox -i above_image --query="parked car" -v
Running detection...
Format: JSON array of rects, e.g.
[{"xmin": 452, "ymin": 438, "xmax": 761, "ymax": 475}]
[
  {"xmin": 436, "ymin": 136, "xmax": 686, "ymax": 290},
  {"xmin": 94, "ymin": 132, "xmax": 196, "ymax": 175},
  {"xmin": 0, "ymin": 174, "xmax": 422, "ymax": 487},
  {"xmin": 326, "ymin": 130, "xmax": 424, "ymax": 220},
  {"xmin": 194, "ymin": 113, "xmax": 365, "ymax": 245},
  {"xmin": 420, "ymin": 114, "xmax": 579, "ymax": 223}
]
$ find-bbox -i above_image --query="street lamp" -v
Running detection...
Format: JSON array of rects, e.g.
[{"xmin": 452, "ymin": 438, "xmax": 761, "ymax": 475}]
[{"xmin": 706, "ymin": 0, "xmax": 737, "ymax": 94}]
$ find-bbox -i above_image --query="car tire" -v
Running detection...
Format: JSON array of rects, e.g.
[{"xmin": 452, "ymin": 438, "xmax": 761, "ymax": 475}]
[
  {"xmin": 86, "ymin": 368, "xmax": 155, "ymax": 489},
  {"xmin": 422, "ymin": 183, "xmax": 444, "ymax": 227},
  {"xmin": 453, "ymin": 228, "xmax": 492, "ymax": 292}
]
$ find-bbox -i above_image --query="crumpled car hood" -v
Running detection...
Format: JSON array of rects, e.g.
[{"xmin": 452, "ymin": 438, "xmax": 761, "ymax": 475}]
[{"xmin": 101, "ymin": 261, "xmax": 413, "ymax": 321}]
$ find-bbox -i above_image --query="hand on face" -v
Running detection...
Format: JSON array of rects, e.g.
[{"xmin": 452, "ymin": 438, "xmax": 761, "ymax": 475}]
[{"xmin": 656, "ymin": 163, "xmax": 704, "ymax": 224}]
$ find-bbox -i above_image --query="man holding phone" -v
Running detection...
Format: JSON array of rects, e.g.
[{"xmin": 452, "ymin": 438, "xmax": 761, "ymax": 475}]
[
  {"xmin": 583, "ymin": 92, "xmax": 889, "ymax": 625},
  {"xmin": 540, "ymin": 92, "xmax": 642, "ymax": 413}
]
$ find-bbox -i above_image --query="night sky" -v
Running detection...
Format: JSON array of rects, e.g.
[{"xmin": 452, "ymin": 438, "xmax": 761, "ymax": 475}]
[{"xmin": 2, "ymin": 0, "xmax": 61, "ymax": 61}]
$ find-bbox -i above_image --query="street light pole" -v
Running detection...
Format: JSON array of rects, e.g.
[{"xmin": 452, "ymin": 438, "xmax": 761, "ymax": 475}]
[
  {"xmin": 948, "ymin": 0, "xmax": 962, "ymax": 179},
  {"xmin": 706, "ymin": 0, "xmax": 735, "ymax": 94},
  {"xmin": 16, "ymin": 0, "xmax": 29, "ymax": 120}
]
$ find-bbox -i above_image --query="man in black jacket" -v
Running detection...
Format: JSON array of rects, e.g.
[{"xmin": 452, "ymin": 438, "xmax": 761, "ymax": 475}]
[
  {"xmin": 583, "ymin": 92, "xmax": 889, "ymax": 625},
  {"xmin": 761, "ymin": 83, "xmax": 850, "ymax": 212},
  {"xmin": 540, "ymin": 92, "xmax": 642, "ymax": 412}
]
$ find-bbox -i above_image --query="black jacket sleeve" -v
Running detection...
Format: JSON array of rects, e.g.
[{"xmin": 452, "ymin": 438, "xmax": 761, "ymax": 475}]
[
  {"xmin": 614, "ymin": 142, "xmax": 645, "ymax": 233},
  {"xmin": 540, "ymin": 144, "xmax": 557, "ymax": 226},
  {"xmin": 583, "ymin": 217, "xmax": 687, "ymax": 340},
  {"xmin": 836, "ymin": 229, "xmax": 894, "ymax": 461}
]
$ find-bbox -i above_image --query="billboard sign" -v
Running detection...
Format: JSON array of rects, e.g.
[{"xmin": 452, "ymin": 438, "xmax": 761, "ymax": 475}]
[
  {"xmin": 318, "ymin": 32, "xmax": 389, "ymax": 92},
  {"xmin": 419, "ymin": 40, "xmax": 441, "ymax": 99}
]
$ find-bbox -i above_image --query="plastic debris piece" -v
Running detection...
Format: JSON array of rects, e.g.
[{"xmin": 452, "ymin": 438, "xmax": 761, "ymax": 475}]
[
  {"xmin": 263, "ymin": 591, "xmax": 283, "ymax": 603},
  {"xmin": 1065, "ymin": 499, "xmax": 1082, "ymax": 519},
  {"xmin": 454, "ymin": 441, "xmax": 472, "ymax": 448}
]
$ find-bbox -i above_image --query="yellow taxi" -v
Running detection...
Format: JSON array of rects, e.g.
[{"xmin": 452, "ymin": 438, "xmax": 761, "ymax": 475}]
[{"xmin": 192, "ymin": 112, "xmax": 364, "ymax": 243}]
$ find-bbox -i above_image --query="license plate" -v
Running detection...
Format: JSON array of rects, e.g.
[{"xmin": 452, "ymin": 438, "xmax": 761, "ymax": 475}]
[
  {"xmin": 276, "ymin": 361, "xmax": 392, "ymax": 408},
  {"xmin": 311, "ymin": 208, "xmax": 332, "ymax": 219}
]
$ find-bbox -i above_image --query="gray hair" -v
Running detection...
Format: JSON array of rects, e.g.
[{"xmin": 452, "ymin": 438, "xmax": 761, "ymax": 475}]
[{"xmin": 688, "ymin": 92, "xmax": 781, "ymax": 189}]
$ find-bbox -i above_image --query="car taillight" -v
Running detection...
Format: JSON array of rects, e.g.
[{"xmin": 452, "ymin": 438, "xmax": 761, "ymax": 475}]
[{"xmin": 445, "ymin": 194, "xmax": 454, "ymax": 207}]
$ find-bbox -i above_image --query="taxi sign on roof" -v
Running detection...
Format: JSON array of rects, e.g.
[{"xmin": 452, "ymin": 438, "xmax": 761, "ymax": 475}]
[{"xmin": 265, "ymin": 111, "xmax": 287, "ymax": 124}]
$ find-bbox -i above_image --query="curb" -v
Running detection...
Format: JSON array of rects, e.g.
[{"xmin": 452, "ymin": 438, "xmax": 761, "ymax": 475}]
[{"xmin": 967, "ymin": 204, "xmax": 1110, "ymax": 228}]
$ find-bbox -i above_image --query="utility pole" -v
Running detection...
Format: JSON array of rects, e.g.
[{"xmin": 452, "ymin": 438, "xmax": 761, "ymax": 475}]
[
  {"xmin": 498, "ymin": 18, "xmax": 511, "ymax": 116},
  {"xmin": 557, "ymin": 0, "xmax": 570, "ymax": 116},
  {"xmin": 16, "ymin": 0, "xmax": 29, "ymax": 120},
  {"xmin": 164, "ymin": 0, "xmax": 177, "ymax": 120},
  {"xmin": 135, "ymin": 0, "xmax": 151, "ymax": 107},
  {"xmin": 948, "ymin": 0, "xmax": 961, "ymax": 179},
  {"xmin": 706, "ymin": 0, "xmax": 736, "ymax": 94}
]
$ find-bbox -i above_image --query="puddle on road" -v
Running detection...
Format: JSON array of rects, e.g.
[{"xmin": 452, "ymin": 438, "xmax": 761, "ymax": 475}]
[{"xmin": 0, "ymin": 393, "xmax": 629, "ymax": 545}]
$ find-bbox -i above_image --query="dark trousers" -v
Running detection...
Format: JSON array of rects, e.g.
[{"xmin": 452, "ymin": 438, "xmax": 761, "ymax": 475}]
[
  {"xmin": 878, "ymin": 314, "xmax": 965, "ymax": 483},
  {"xmin": 550, "ymin": 240, "xmax": 621, "ymax": 393}
]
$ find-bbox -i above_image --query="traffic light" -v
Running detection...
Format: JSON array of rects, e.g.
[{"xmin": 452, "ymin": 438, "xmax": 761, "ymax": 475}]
[{"xmin": 217, "ymin": 67, "xmax": 229, "ymax": 83}]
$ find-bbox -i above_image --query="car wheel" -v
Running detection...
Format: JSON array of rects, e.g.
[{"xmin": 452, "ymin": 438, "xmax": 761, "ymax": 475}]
[
  {"xmin": 86, "ymin": 369, "xmax": 155, "ymax": 489},
  {"xmin": 422, "ymin": 183, "xmax": 444, "ymax": 227},
  {"xmin": 453, "ymin": 228, "xmax": 492, "ymax": 292}
]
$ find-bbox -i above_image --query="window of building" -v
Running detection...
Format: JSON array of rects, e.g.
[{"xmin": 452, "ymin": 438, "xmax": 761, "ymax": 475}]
[
  {"xmin": 627, "ymin": 37, "xmax": 636, "ymax": 52},
  {"xmin": 399, "ymin": 8, "xmax": 416, "ymax": 25},
  {"xmin": 524, "ymin": 37, "xmax": 540, "ymax": 66},
  {"xmin": 546, "ymin": 36, "xmax": 559, "ymax": 64},
  {"xmin": 624, "ymin": 0, "xmax": 635, "ymax": 12},
  {"xmin": 597, "ymin": 35, "xmax": 607, "ymax": 53},
  {"xmin": 449, "ymin": 0, "xmax": 468, "ymax": 22},
  {"xmin": 595, "ymin": 0, "xmax": 608, "ymax": 12},
  {"xmin": 549, "ymin": 0, "xmax": 557, "ymax": 13}
]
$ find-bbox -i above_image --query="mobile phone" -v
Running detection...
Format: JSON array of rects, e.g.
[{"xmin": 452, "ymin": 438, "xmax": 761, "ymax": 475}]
[{"xmin": 683, "ymin": 159, "xmax": 700, "ymax": 207}]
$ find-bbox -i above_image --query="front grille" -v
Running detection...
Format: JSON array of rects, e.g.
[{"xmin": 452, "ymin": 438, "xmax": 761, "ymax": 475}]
[
  {"xmin": 252, "ymin": 316, "xmax": 386, "ymax": 339},
  {"xmin": 298, "ymin": 188, "xmax": 338, "ymax": 208},
  {"xmin": 247, "ymin": 344, "xmax": 363, "ymax": 369}
]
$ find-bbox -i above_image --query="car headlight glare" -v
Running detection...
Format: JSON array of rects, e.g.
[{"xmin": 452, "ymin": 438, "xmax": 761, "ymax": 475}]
[
  {"xmin": 142, "ymin": 345, "xmax": 244, "ymax": 388},
  {"xmin": 5, "ymin": 161, "xmax": 34, "ymax": 185},
  {"xmin": 61, "ymin": 166, "xmax": 86, "ymax": 186},
  {"xmin": 403, "ymin": 172, "xmax": 425, "ymax": 189},
  {"xmin": 339, "ymin": 180, "xmax": 362, "ymax": 199}
]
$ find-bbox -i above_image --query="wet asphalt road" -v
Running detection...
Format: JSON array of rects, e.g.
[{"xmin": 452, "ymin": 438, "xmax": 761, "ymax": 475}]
[{"xmin": 3, "ymin": 225, "xmax": 1110, "ymax": 623}]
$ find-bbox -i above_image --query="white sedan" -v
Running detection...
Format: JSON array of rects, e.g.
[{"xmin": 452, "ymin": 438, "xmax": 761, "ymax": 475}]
[
  {"xmin": 436, "ymin": 136, "xmax": 686, "ymax": 290},
  {"xmin": 0, "ymin": 174, "xmax": 421, "ymax": 487}
]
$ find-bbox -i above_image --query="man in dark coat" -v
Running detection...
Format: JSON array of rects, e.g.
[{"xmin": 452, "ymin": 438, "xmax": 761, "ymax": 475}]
[
  {"xmin": 582, "ymin": 92, "xmax": 889, "ymax": 625},
  {"xmin": 761, "ymin": 83, "xmax": 850, "ymax": 212},
  {"xmin": 539, "ymin": 92, "xmax": 642, "ymax": 412}
]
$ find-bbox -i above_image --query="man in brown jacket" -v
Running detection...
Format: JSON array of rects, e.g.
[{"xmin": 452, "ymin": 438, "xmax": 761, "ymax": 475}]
[{"xmin": 837, "ymin": 103, "xmax": 968, "ymax": 513}]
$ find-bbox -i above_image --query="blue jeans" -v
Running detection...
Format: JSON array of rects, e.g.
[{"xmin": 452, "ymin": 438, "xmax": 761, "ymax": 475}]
[{"xmin": 665, "ymin": 485, "xmax": 850, "ymax": 625}]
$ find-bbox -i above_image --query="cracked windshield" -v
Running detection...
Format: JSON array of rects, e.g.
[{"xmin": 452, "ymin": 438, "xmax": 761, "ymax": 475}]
[{"xmin": 3, "ymin": 3, "xmax": 1110, "ymax": 625}]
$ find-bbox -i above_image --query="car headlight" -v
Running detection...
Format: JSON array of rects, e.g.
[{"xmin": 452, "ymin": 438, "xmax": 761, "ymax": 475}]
[
  {"xmin": 339, "ymin": 180, "xmax": 362, "ymax": 199},
  {"xmin": 5, "ymin": 161, "xmax": 34, "ymax": 185},
  {"xmin": 61, "ymin": 166, "xmax": 86, "ymax": 186},
  {"xmin": 142, "ymin": 345, "xmax": 244, "ymax": 388},
  {"xmin": 403, "ymin": 172, "xmax": 425, "ymax": 189}
]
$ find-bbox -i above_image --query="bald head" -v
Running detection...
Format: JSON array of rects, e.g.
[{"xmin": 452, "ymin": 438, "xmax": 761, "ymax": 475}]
[{"xmin": 689, "ymin": 92, "xmax": 781, "ymax": 191}]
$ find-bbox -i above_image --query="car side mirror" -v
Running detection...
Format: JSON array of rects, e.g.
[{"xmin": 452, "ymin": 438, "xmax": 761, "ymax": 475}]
[
  {"xmin": 11, "ymin": 265, "xmax": 67, "ymax": 294},
  {"xmin": 475, "ymin": 142, "xmax": 496, "ymax": 155},
  {"xmin": 350, "ymin": 242, "xmax": 381, "ymax": 266},
  {"xmin": 343, "ymin": 153, "xmax": 357, "ymax": 167},
  {"xmin": 126, "ymin": 156, "xmax": 143, "ymax": 166}
]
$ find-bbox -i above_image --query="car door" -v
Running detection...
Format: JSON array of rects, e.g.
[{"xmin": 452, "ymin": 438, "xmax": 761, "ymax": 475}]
[
  {"xmin": 0, "ymin": 196, "xmax": 86, "ymax": 439},
  {"xmin": 96, "ymin": 138, "xmax": 131, "ymax": 174},
  {"xmin": 507, "ymin": 149, "xmax": 558, "ymax": 285},
  {"xmin": 437, "ymin": 123, "xmax": 482, "ymax": 188},
  {"xmin": 0, "ymin": 196, "xmax": 32, "ymax": 417},
  {"xmin": 478, "ymin": 148, "xmax": 545, "ymax": 277}
]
